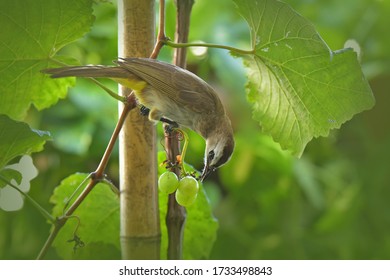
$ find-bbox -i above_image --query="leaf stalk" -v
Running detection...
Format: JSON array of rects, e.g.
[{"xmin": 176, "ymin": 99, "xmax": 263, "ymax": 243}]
[{"xmin": 163, "ymin": 39, "xmax": 255, "ymax": 55}]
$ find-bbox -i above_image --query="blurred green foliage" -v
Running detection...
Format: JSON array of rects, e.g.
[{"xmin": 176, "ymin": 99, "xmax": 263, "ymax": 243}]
[{"xmin": 1, "ymin": 0, "xmax": 389, "ymax": 259}]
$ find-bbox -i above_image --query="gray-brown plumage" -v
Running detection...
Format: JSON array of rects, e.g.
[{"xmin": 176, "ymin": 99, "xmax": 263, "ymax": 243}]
[{"xmin": 42, "ymin": 58, "xmax": 234, "ymax": 180}]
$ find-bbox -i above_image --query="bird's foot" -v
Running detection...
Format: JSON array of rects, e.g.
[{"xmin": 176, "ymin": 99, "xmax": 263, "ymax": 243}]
[
  {"xmin": 139, "ymin": 105, "xmax": 178, "ymax": 131},
  {"xmin": 162, "ymin": 119, "xmax": 179, "ymax": 133},
  {"xmin": 139, "ymin": 105, "xmax": 150, "ymax": 116}
]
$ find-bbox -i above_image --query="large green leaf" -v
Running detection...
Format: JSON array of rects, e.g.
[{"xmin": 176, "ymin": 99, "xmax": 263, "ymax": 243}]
[
  {"xmin": 0, "ymin": 0, "xmax": 94, "ymax": 120},
  {"xmin": 0, "ymin": 115, "xmax": 51, "ymax": 169},
  {"xmin": 233, "ymin": 0, "xmax": 375, "ymax": 156},
  {"xmin": 50, "ymin": 173, "xmax": 120, "ymax": 259}
]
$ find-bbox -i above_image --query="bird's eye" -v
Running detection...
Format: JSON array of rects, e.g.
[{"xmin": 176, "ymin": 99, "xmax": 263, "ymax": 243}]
[{"xmin": 208, "ymin": 150, "xmax": 215, "ymax": 161}]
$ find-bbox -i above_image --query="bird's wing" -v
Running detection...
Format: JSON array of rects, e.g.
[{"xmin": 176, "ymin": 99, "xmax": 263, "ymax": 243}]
[{"xmin": 115, "ymin": 58, "xmax": 223, "ymax": 114}]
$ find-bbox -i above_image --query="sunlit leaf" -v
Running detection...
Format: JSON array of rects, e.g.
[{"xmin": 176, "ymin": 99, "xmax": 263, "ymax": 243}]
[
  {"xmin": 233, "ymin": 0, "xmax": 375, "ymax": 156},
  {"xmin": 0, "ymin": 0, "xmax": 94, "ymax": 119}
]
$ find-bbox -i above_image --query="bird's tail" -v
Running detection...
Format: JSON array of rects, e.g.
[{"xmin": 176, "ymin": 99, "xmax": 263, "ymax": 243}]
[{"xmin": 41, "ymin": 65, "xmax": 132, "ymax": 79}]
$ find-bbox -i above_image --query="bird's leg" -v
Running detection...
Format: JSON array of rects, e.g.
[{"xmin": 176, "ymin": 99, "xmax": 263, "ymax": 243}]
[{"xmin": 139, "ymin": 105, "xmax": 179, "ymax": 131}]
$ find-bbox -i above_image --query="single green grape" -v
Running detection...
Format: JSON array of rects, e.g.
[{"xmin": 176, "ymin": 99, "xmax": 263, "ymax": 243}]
[
  {"xmin": 158, "ymin": 171, "xmax": 179, "ymax": 194},
  {"xmin": 175, "ymin": 188, "xmax": 197, "ymax": 207},
  {"xmin": 175, "ymin": 176, "xmax": 199, "ymax": 207},
  {"xmin": 178, "ymin": 176, "xmax": 199, "ymax": 195}
]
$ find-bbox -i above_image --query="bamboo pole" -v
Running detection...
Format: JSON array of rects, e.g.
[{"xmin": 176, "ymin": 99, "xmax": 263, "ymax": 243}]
[{"xmin": 117, "ymin": 0, "xmax": 160, "ymax": 259}]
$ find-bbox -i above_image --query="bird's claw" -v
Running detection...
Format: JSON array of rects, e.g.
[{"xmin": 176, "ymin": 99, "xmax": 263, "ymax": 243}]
[
  {"xmin": 139, "ymin": 105, "xmax": 150, "ymax": 116},
  {"xmin": 163, "ymin": 120, "xmax": 179, "ymax": 133}
]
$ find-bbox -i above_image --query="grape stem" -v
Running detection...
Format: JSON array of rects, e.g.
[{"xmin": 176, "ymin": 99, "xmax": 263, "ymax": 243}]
[{"xmin": 173, "ymin": 128, "xmax": 189, "ymax": 176}]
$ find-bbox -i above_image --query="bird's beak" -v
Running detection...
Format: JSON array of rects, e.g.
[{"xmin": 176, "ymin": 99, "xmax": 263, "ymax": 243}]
[{"xmin": 200, "ymin": 164, "xmax": 215, "ymax": 182}]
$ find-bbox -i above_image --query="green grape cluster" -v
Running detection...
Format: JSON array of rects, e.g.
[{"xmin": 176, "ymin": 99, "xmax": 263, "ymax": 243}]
[{"xmin": 158, "ymin": 171, "xmax": 199, "ymax": 207}]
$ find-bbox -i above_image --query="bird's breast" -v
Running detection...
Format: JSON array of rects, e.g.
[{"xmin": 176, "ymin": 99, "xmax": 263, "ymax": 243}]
[{"xmin": 135, "ymin": 86, "xmax": 201, "ymax": 130}]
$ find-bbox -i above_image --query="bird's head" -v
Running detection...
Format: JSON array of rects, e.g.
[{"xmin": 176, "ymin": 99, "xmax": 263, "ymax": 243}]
[{"xmin": 200, "ymin": 121, "xmax": 235, "ymax": 182}]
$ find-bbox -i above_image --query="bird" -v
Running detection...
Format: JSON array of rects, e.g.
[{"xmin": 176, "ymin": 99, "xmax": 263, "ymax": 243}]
[{"xmin": 42, "ymin": 57, "xmax": 234, "ymax": 181}]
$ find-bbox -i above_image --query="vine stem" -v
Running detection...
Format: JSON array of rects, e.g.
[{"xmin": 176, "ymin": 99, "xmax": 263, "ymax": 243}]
[
  {"xmin": 164, "ymin": 0, "xmax": 195, "ymax": 260},
  {"xmin": 150, "ymin": 0, "xmax": 167, "ymax": 59},
  {"xmin": 36, "ymin": 98, "xmax": 136, "ymax": 260},
  {"xmin": 90, "ymin": 78, "xmax": 126, "ymax": 102},
  {"xmin": 163, "ymin": 39, "xmax": 255, "ymax": 55}
]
